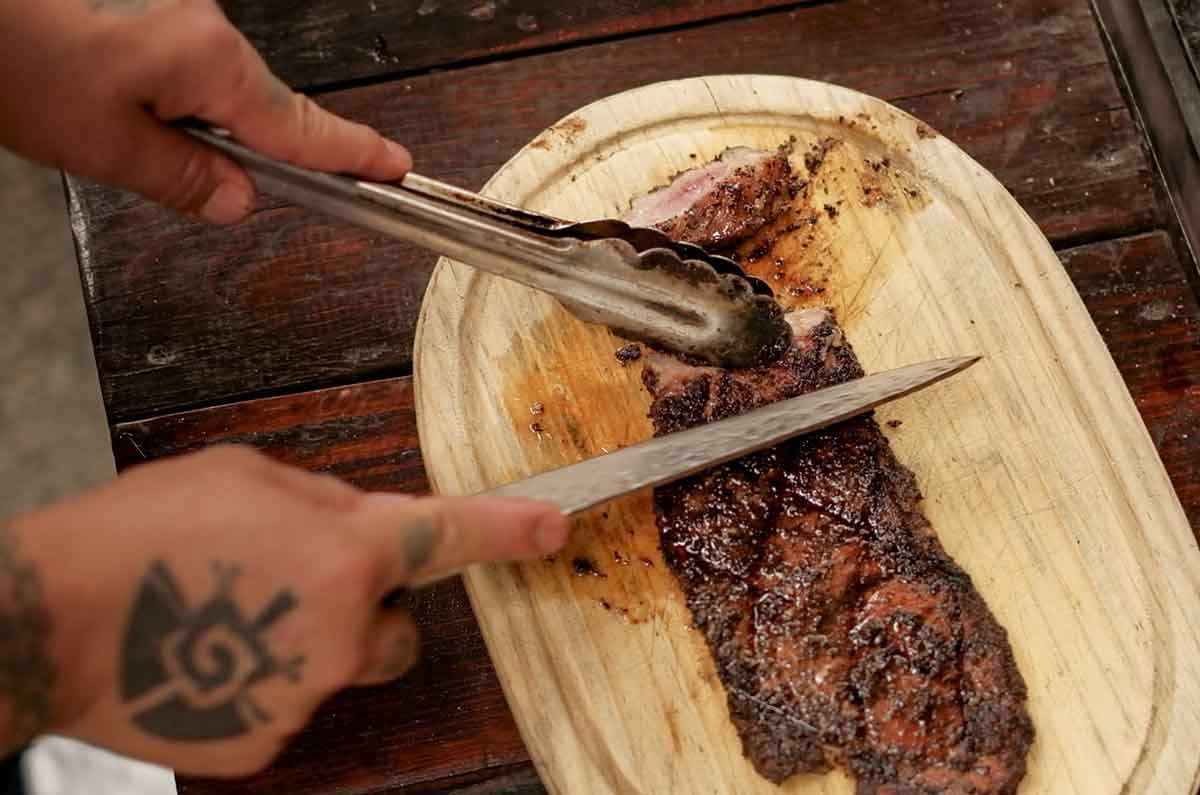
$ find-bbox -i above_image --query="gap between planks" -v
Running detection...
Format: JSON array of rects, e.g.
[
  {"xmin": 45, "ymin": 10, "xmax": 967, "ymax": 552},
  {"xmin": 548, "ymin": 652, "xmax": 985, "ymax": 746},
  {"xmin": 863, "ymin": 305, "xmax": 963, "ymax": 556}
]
[{"xmin": 289, "ymin": 1, "xmax": 841, "ymax": 96}]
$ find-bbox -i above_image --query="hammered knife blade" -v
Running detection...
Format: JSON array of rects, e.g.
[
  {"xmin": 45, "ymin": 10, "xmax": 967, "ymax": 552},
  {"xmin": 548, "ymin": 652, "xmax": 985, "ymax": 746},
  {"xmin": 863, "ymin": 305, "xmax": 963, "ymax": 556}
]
[{"xmin": 484, "ymin": 355, "xmax": 981, "ymax": 514}]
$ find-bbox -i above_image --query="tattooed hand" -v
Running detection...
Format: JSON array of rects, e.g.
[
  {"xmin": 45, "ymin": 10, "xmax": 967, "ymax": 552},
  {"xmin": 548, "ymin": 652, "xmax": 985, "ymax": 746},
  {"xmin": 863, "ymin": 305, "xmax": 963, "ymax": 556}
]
[
  {"xmin": 0, "ymin": 0, "xmax": 410, "ymax": 223},
  {"xmin": 3, "ymin": 446, "xmax": 567, "ymax": 776}
]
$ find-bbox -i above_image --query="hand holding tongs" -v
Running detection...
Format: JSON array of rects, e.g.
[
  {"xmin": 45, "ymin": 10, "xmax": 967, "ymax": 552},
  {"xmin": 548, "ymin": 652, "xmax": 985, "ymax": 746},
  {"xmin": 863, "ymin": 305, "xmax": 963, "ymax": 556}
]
[{"xmin": 184, "ymin": 125, "xmax": 790, "ymax": 368}]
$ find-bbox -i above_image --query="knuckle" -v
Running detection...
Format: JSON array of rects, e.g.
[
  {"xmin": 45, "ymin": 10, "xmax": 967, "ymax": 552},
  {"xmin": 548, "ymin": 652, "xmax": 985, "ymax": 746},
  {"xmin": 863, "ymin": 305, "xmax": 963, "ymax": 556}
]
[
  {"xmin": 311, "ymin": 473, "xmax": 366, "ymax": 510},
  {"xmin": 425, "ymin": 503, "xmax": 457, "ymax": 549},
  {"xmin": 160, "ymin": 146, "xmax": 218, "ymax": 212},
  {"xmin": 315, "ymin": 542, "xmax": 384, "ymax": 601},
  {"xmin": 196, "ymin": 444, "xmax": 269, "ymax": 471},
  {"xmin": 178, "ymin": 446, "xmax": 269, "ymax": 490},
  {"xmin": 202, "ymin": 443, "xmax": 262, "ymax": 462},
  {"xmin": 295, "ymin": 96, "xmax": 330, "ymax": 144},
  {"xmin": 396, "ymin": 504, "xmax": 454, "ymax": 578},
  {"xmin": 423, "ymin": 502, "xmax": 450, "ymax": 533},
  {"xmin": 221, "ymin": 59, "xmax": 255, "ymax": 114},
  {"xmin": 74, "ymin": 129, "xmax": 137, "ymax": 187},
  {"xmin": 83, "ymin": 148, "xmax": 124, "ymax": 188},
  {"xmin": 271, "ymin": 706, "xmax": 316, "ymax": 741},
  {"xmin": 327, "ymin": 643, "xmax": 372, "ymax": 688},
  {"xmin": 208, "ymin": 41, "xmax": 264, "ymax": 120},
  {"xmin": 346, "ymin": 618, "xmax": 420, "ymax": 687},
  {"xmin": 190, "ymin": 13, "xmax": 245, "ymax": 60}
]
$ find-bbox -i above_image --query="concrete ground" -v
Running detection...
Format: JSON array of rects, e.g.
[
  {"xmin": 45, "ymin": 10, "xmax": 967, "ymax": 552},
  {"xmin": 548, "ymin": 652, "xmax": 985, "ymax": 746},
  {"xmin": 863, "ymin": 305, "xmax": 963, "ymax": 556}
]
[
  {"xmin": 0, "ymin": 150, "xmax": 113, "ymax": 517},
  {"xmin": 1, "ymin": 150, "xmax": 174, "ymax": 793}
]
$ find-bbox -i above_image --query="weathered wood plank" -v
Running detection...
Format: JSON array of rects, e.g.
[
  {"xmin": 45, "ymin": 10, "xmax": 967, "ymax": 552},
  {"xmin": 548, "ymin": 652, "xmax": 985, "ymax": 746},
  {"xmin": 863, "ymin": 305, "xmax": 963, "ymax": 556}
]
[
  {"xmin": 1059, "ymin": 231, "xmax": 1200, "ymax": 530},
  {"xmin": 217, "ymin": 0, "xmax": 805, "ymax": 90},
  {"xmin": 1166, "ymin": 0, "xmax": 1200, "ymax": 87},
  {"xmin": 72, "ymin": 0, "xmax": 1160, "ymax": 421},
  {"xmin": 893, "ymin": 62, "xmax": 1156, "ymax": 246},
  {"xmin": 132, "ymin": 231, "xmax": 1200, "ymax": 795},
  {"xmin": 400, "ymin": 765, "xmax": 543, "ymax": 795},
  {"xmin": 111, "ymin": 378, "xmax": 427, "ymax": 492}
]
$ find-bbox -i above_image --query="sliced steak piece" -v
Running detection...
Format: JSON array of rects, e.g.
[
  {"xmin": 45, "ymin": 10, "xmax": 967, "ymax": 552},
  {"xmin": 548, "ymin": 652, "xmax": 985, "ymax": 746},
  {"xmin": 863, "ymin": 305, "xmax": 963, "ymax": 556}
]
[
  {"xmin": 624, "ymin": 145, "xmax": 797, "ymax": 251},
  {"xmin": 642, "ymin": 308, "xmax": 1033, "ymax": 793}
]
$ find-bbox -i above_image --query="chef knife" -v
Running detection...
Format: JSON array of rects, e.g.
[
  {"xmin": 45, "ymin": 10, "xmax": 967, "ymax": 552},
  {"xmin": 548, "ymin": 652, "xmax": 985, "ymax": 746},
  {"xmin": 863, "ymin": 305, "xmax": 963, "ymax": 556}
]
[
  {"xmin": 383, "ymin": 354, "xmax": 978, "ymax": 596},
  {"xmin": 482, "ymin": 355, "xmax": 979, "ymax": 514}
]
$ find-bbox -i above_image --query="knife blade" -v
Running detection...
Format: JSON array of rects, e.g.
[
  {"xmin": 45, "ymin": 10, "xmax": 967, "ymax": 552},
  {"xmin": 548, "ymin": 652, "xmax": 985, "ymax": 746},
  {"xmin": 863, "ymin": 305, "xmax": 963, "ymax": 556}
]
[{"xmin": 482, "ymin": 355, "xmax": 980, "ymax": 514}]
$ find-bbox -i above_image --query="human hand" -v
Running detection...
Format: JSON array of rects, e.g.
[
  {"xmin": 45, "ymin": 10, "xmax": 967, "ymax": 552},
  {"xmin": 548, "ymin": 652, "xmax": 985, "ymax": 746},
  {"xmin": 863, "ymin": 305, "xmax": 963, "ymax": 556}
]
[
  {"xmin": 0, "ymin": 0, "xmax": 410, "ymax": 223},
  {"xmin": 5, "ymin": 446, "xmax": 567, "ymax": 776}
]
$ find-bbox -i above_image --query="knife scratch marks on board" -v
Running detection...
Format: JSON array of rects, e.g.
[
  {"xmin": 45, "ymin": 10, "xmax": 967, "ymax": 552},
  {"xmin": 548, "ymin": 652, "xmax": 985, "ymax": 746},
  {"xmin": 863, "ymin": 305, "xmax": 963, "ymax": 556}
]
[
  {"xmin": 728, "ymin": 687, "xmax": 818, "ymax": 733},
  {"xmin": 894, "ymin": 290, "xmax": 932, "ymax": 356},
  {"xmin": 701, "ymin": 78, "xmax": 729, "ymax": 127},
  {"xmin": 842, "ymin": 225, "xmax": 897, "ymax": 322}
]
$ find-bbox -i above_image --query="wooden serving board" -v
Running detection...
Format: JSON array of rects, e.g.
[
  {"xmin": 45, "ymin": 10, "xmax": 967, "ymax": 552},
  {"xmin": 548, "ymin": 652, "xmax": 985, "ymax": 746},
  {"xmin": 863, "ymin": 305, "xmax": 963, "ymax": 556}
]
[{"xmin": 412, "ymin": 76, "xmax": 1200, "ymax": 794}]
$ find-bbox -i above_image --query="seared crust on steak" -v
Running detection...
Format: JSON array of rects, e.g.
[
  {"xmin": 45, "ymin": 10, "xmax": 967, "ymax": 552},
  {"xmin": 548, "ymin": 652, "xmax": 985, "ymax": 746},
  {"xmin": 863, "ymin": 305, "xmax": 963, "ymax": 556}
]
[
  {"xmin": 643, "ymin": 309, "xmax": 1033, "ymax": 793},
  {"xmin": 624, "ymin": 145, "xmax": 797, "ymax": 251}
]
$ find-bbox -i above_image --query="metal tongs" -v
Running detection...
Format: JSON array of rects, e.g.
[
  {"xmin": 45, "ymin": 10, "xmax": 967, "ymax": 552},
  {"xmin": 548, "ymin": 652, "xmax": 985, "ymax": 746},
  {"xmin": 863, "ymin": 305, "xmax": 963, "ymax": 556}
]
[{"xmin": 186, "ymin": 125, "xmax": 791, "ymax": 367}]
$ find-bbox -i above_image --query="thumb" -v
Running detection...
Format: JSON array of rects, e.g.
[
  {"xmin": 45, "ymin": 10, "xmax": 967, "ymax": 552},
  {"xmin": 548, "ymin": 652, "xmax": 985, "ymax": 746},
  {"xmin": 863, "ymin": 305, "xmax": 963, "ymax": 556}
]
[
  {"xmin": 115, "ymin": 111, "xmax": 255, "ymax": 224},
  {"xmin": 355, "ymin": 495, "xmax": 570, "ymax": 593}
]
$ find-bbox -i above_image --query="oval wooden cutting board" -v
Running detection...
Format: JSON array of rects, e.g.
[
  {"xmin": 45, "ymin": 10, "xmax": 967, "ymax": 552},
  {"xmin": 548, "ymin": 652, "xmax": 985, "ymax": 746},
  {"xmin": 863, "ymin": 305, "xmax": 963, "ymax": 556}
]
[{"xmin": 412, "ymin": 76, "xmax": 1200, "ymax": 794}]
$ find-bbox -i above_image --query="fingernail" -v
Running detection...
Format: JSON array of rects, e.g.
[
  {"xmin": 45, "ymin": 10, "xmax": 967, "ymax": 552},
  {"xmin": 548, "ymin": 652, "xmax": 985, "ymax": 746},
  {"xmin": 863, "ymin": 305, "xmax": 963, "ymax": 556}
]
[
  {"xmin": 533, "ymin": 511, "xmax": 569, "ymax": 554},
  {"xmin": 200, "ymin": 182, "xmax": 252, "ymax": 224},
  {"xmin": 386, "ymin": 140, "xmax": 413, "ymax": 174}
]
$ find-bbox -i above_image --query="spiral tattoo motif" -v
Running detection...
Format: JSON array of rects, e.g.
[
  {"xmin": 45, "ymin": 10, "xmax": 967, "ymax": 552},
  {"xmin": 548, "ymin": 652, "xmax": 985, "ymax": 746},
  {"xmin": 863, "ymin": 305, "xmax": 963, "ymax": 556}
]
[{"xmin": 119, "ymin": 561, "xmax": 303, "ymax": 741}]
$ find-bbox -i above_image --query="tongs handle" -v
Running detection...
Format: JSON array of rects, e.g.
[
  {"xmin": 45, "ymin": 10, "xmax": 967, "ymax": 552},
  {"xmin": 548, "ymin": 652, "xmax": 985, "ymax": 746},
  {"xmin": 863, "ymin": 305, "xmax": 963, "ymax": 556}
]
[
  {"xmin": 399, "ymin": 172, "xmax": 566, "ymax": 233},
  {"xmin": 182, "ymin": 125, "xmax": 711, "ymax": 330},
  {"xmin": 183, "ymin": 125, "xmax": 594, "ymax": 292},
  {"xmin": 181, "ymin": 123, "xmax": 792, "ymax": 368},
  {"xmin": 185, "ymin": 123, "xmax": 563, "ymax": 236}
]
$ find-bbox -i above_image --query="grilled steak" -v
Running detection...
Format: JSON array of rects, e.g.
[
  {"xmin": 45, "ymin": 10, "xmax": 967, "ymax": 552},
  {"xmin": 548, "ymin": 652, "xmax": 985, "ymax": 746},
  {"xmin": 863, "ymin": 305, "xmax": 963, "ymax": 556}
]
[
  {"xmin": 624, "ymin": 145, "xmax": 796, "ymax": 250},
  {"xmin": 631, "ymin": 147, "xmax": 1033, "ymax": 792},
  {"xmin": 643, "ymin": 309, "xmax": 1032, "ymax": 792}
]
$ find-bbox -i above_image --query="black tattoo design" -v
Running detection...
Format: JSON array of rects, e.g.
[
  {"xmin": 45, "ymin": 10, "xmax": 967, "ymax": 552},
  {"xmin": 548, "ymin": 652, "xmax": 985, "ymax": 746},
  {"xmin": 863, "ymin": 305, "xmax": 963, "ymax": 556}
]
[
  {"xmin": 403, "ymin": 521, "xmax": 439, "ymax": 574},
  {"xmin": 0, "ymin": 525, "xmax": 54, "ymax": 746},
  {"xmin": 120, "ymin": 561, "xmax": 303, "ymax": 741}
]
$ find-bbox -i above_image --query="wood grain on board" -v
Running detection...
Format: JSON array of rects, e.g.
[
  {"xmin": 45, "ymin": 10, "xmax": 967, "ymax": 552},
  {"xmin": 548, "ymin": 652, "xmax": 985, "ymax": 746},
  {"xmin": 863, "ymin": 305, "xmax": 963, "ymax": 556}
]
[
  {"xmin": 1060, "ymin": 231, "xmax": 1200, "ymax": 530},
  {"xmin": 71, "ymin": 0, "xmax": 1160, "ymax": 422},
  {"xmin": 217, "ymin": 0, "xmax": 806, "ymax": 89},
  {"xmin": 142, "ymin": 221, "xmax": 1198, "ymax": 795}
]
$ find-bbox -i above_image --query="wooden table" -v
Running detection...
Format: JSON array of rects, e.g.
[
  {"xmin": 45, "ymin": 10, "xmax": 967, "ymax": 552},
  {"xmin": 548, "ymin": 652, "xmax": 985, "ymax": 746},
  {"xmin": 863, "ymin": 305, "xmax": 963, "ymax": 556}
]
[{"xmin": 64, "ymin": 1, "xmax": 1200, "ymax": 793}]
